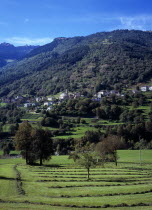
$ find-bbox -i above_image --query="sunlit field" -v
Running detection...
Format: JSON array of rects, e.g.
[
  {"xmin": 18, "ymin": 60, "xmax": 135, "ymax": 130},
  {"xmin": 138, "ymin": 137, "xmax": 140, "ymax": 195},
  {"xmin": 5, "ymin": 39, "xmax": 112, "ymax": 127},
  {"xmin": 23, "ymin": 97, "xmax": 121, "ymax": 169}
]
[{"xmin": 0, "ymin": 150, "xmax": 152, "ymax": 209}]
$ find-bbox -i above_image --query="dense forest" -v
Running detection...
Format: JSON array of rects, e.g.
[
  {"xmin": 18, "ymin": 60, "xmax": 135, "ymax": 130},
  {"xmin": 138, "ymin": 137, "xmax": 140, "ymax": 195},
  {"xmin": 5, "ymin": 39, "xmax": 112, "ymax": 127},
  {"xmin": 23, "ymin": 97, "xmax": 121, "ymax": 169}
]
[{"xmin": 0, "ymin": 30, "xmax": 152, "ymax": 97}]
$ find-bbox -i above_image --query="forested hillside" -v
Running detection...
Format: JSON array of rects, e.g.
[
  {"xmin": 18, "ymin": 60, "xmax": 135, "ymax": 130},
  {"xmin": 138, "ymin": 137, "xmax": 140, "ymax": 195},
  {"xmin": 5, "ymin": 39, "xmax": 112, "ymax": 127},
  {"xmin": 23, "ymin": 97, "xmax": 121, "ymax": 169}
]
[{"xmin": 0, "ymin": 30, "xmax": 152, "ymax": 97}]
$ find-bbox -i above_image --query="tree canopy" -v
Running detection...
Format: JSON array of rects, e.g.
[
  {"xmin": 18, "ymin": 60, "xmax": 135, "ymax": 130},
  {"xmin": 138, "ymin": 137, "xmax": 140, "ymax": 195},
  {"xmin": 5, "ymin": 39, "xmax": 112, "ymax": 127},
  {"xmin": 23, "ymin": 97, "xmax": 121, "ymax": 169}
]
[{"xmin": 14, "ymin": 122, "xmax": 53, "ymax": 165}]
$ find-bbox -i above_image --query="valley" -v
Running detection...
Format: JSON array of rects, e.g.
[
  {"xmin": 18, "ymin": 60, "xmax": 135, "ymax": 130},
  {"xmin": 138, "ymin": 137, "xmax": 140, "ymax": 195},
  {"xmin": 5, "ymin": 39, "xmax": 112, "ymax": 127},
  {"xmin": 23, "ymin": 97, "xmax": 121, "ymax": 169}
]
[{"xmin": 0, "ymin": 29, "xmax": 152, "ymax": 209}]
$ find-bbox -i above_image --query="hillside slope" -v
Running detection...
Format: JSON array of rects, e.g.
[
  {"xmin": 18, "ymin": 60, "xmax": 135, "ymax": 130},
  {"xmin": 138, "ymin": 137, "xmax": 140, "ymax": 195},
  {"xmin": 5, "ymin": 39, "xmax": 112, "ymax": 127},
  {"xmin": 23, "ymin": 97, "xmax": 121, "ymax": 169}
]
[{"xmin": 0, "ymin": 30, "xmax": 152, "ymax": 97}]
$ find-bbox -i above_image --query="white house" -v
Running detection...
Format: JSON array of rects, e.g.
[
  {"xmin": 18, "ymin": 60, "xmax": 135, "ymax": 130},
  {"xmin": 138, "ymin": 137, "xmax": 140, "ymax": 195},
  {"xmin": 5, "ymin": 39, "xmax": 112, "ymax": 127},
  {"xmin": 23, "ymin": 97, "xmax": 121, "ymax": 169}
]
[
  {"xmin": 44, "ymin": 102, "xmax": 53, "ymax": 106},
  {"xmin": 24, "ymin": 103, "xmax": 36, "ymax": 108},
  {"xmin": 59, "ymin": 93, "xmax": 68, "ymax": 100},
  {"xmin": 35, "ymin": 97, "xmax": 42, "ymax": 102},
  {"xmin": 96, "ymin": 90, "xmax": 106, "ymax": 98},
  {"xmin": 47, "ymin": 96, "xmax": 54, "ymax": 101},
  {"xmin": 140, "ymin": 86, "xmax": 149, "ymax": 92},
  {"xmin": 149, "ymin": 86, "xmax": 152, "ymax": 91}
]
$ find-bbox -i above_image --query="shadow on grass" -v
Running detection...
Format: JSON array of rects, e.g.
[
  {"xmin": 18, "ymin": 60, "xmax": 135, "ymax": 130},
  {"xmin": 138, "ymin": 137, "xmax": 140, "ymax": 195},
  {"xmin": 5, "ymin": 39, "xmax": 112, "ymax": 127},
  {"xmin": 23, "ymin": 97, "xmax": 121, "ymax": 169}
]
[
  {"xmin": 44, "ymin": 164, "xmax": 63, "ymax": 168},
  {"xmin": 0, "ymin": 176, "xmax": 16, "ymax": 180},
  {"xmin": 29, "ymin": 163, "xmax": 63, "ymax": 168}
]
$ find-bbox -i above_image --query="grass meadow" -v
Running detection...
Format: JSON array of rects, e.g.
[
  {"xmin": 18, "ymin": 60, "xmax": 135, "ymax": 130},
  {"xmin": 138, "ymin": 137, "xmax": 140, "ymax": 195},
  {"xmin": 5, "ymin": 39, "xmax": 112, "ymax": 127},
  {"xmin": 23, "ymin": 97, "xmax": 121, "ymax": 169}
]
[
  {"xmin": 20, "ymin": 106, "xmax": 150, "ymax": 140},
  {"xmin": 0, "ymin": 150, "xmax": 152, "ymax": 209}
]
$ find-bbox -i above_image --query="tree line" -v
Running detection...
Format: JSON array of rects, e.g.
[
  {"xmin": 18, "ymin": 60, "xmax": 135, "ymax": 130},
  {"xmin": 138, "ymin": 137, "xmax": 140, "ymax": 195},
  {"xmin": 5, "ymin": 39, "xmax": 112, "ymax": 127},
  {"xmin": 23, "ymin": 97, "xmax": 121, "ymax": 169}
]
[{"xmin": 13, "ymin": 121, "xmax": 124, "ymax": 166}]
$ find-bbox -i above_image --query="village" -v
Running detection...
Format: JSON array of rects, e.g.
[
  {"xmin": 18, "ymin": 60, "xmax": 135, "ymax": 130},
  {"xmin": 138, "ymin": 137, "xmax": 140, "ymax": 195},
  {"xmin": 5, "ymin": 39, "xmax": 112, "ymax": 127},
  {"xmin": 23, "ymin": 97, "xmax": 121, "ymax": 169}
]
[{"xmin": 0, "ymin": 85, "xmax": 152, "ymax": 113}]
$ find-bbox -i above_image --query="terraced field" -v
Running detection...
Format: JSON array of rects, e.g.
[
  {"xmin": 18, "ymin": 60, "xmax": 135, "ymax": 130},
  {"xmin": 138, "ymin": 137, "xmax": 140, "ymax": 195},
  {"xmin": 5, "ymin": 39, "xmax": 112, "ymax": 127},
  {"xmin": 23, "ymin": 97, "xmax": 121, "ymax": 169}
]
[{"xmin": 0, "ymin": 151, "xmax": 152, "ymax": 209}]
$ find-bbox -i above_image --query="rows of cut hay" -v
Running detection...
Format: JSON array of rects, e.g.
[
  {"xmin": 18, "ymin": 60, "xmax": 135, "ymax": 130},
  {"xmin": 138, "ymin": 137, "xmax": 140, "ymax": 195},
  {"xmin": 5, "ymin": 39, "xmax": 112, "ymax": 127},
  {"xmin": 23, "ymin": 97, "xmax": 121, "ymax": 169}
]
[{"xmin": 0, "ymin": 153, "xmax": 152, "ymax": 209}]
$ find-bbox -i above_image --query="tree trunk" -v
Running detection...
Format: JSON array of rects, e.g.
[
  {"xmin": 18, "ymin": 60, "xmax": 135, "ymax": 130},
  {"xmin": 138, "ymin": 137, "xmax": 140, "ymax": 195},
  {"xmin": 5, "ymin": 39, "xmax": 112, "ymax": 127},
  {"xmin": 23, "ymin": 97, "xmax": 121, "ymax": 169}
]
[
  {"xmin": 87, "ymin": 168, "xmax": 90, "ymax": 180},
  {"xmin": 26, "ymin": 150, "xmax": 28, "ymax": 164},
  {"xmin": 40, "ymin": 154, "xmax": 43, "ymax": 166},
  {"xmin": 115, "ymin": 159, "xmax": 117, "ymax": 166},
  {"xmin": 114, "ymin": 151, "xmax": 117, "ymax": 166}
]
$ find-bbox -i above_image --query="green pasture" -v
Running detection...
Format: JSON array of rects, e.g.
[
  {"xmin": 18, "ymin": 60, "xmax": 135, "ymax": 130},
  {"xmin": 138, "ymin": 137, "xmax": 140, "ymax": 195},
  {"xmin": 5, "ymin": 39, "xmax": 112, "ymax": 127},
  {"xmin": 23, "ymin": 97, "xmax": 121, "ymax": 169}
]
[
  {"xmin": 118, "ymin": 150, "xmax": 152, "ymax": 164},
  {"xmin": 0, "ymin": 103, "xmax": 7, "ymax": 107},
  {"xmin": 143, "ymin": 91, "xmax": 152, "ymax": 97},
  {"xmin": 0, "ymin": 203, "xmax": 151, "ymax": 210},
  {"xmin": 64, "ymin": 117, "xmax": 124, "ymax": 126},
  {"xmin": 0, "ymin": 150, "xmax": 20, "ymax": 156},
  {"xmin": 47, "ymin": 92, "xmax": 62, "ymax": 99},
  {"xmin": 55, "ymin": 125, "xmax": 98, "ymax": 139},
  {"xmin": 0, "ymin": 150, "xmax": 152, "ymax": 209},
  {"xmin": 128, "ymin": 105, "xmax": 150, "ymax": 117},
  {"xmin": 136, "ymin": 106, "xmax": 151, "ymax": 118},
  {"xmin": 19, "ymin": 113, "xmax": 145, "ymax": 140},
  {"xmin": 2, "ymin": 124, "xmax": 11, "ymax": 132},
  {"xmin": 54, "ymin": 117, "xmax": 124, "ymax": 139},
  {"xmin": 21, "ymin": 113, "xmax": 43, "ymax": 122}
]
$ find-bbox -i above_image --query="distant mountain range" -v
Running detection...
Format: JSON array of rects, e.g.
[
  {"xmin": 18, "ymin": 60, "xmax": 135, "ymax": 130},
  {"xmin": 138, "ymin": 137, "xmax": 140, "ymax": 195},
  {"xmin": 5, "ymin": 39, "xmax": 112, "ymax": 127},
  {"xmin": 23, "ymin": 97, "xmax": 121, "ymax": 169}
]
[
  {"xmin": 0, "ymin": 30, "xmax": 152, "ymax": 97},
  {"xmin": 0, "ymin": 43, "xmax": 38, "ymax": 67}
]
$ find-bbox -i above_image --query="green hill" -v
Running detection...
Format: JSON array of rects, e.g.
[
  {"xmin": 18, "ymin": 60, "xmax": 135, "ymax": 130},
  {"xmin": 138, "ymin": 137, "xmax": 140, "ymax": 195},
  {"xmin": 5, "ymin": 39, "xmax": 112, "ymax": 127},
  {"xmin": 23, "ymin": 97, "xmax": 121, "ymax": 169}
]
[{"xmin": 0, "ymin": 30, "xmax": 152, "ymax": 97}]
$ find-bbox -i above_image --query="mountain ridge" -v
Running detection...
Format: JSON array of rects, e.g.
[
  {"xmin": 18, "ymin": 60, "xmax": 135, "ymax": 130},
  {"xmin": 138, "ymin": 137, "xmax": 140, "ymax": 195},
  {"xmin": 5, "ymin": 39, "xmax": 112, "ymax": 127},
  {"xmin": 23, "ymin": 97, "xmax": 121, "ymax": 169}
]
[
  {"xmin": 0, "ymin": 30, "xmax": 152, "ymax": 97},
  {"xmin": 0, "ymin": 43, "xmax": 39, "ymax": 67}
]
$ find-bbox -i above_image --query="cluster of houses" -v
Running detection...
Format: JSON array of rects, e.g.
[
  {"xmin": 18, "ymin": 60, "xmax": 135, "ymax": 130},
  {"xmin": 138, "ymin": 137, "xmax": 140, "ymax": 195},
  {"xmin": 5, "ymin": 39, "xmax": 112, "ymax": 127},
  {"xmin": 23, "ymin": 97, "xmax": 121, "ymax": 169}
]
[
  {"xmin": 0, "ymin": 91, "xmax": 84, "ymax": 112},
  {"xmin": 132, "ymin": 86, "xmax": 152, "ymax": 93},
  {"xmin": 94, "ymin": 90, "xmax": 123, "ymax": 100},
  {"xmin": 1, "ymin": 95, "xmax": 38, "ymax": 108},
  {"xmin": 139, "ymin": 86, "xmax": 152, "ymax": 92},
  {"xmin": 1, "ymin": 85, "xmax": 152, "ymax": 112},
  {"xmin": 95, "ymin": 85, "xmax": 152, "ymax": 100}
]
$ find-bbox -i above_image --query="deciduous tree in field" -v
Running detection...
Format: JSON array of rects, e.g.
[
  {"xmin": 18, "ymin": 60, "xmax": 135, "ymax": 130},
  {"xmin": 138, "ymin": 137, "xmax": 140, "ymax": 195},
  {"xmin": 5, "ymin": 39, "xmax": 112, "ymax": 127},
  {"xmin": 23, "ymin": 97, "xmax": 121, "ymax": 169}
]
[
  {"xmin": 96, "ymin": 135, "xmax": 125, "ymax": 166},
  {"xmin": 14, "ymin": 121, "xmax": 33, "ymax": 164},
  {"xmin": 69, "ymin": 143, "xmax": 97, "ymax": 180},
  {"xmin": 15, "ymin": 122, "xmax": 53, "ymax": 165},
  {"xmin": 31, "ymin": 128, "xmax": 53, "ymax": 165}
]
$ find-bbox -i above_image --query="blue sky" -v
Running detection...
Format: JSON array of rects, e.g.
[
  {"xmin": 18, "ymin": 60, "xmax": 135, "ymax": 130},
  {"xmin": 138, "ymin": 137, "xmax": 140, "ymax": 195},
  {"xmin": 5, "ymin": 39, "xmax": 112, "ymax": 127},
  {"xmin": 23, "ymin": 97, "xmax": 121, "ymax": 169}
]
[{"xmin": 0, "ymin": 0, "xmax": 152, "ymax": 46}]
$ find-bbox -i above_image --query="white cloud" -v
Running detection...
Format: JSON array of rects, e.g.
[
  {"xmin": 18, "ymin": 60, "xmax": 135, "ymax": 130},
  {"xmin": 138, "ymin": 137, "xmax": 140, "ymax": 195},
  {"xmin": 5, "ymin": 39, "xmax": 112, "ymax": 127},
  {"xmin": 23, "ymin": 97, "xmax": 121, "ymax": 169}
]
[
  {"xmin": 4, "ymin": 37, "xmax": 53, "ymax": 46},
  {"xmin": 69, "ymin": 14, "xmax": 152, "ymax": 31},
  {"xmin": 119, "ymin": 15, "xmax": 152, "ymax": 30}
]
